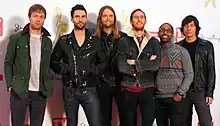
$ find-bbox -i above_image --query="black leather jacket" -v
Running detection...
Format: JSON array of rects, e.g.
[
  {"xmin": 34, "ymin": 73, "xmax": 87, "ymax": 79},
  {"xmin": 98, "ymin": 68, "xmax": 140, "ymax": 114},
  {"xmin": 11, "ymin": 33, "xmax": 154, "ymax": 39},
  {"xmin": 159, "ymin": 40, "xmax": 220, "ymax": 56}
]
[
  {"xmin": 50, "ymin": 29, "xmax": 107, "ymax": 88},
  {"xmin": 116, "ymin": 31, "xmax": 161, "ymax": 88},
  {"xmin": 177, "ymin": 37, "xmax": 216, "ymax": 97},
  {"xmin": 99, "ymin": 31, "xmax": 127, "ymax": 87}
]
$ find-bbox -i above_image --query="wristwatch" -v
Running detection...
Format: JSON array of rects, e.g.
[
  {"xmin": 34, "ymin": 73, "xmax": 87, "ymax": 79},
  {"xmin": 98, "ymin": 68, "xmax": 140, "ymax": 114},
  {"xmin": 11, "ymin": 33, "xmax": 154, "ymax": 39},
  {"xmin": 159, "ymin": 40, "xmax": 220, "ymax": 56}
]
[{"xmin": 177, "ymin": 92, "xmax": 184, "ymax": 96}]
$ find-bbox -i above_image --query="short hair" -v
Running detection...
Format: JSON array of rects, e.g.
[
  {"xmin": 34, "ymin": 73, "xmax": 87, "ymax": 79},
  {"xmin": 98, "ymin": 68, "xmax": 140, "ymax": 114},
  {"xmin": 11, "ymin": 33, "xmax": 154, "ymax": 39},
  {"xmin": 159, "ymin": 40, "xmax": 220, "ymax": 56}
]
[
  {"xmin": 70, "ymin": 4, "xmax": 87, "ymax": 18},
  {"xmin": 130, "ymin": 9, "xmax": 146, "ymax": 21},
  {"xmin": 28, "ymin": 4, "xmax": 46, "ymax": 18},
  {"xmin": 180, "ymin": 15, "xmax": 201, "ymax": 36},
  {"xmin": 159, "ymin": 23, "xmax": 174, "ymax": 33}
]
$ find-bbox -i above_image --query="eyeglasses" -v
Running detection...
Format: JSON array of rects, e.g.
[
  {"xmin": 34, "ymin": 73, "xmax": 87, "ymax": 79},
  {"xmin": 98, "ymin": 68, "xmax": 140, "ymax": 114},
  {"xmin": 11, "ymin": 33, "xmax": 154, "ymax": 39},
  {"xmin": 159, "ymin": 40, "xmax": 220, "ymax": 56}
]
[
  {"xmin": 159, "ymin": 28, "xmax": 173, "ymax": 33},
  {"xmin": 133, "ymin": 15, "xmax": 145, "ymax": 20}
]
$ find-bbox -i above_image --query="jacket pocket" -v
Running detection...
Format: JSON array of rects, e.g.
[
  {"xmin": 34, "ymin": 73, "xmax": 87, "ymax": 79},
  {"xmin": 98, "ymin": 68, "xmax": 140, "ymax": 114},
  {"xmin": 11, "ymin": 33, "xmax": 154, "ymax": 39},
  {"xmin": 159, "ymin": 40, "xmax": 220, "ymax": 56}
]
[
  {"xmin": 198, "ymin": 50, "xmax": 208, "ymax": 64},
  {"xmin": 16, "ymin": 44, "xmax": 28, "ymax": 58},
  {"xmin": 10, "ymin": 76, "xmax": 26, "ymax": 94}
]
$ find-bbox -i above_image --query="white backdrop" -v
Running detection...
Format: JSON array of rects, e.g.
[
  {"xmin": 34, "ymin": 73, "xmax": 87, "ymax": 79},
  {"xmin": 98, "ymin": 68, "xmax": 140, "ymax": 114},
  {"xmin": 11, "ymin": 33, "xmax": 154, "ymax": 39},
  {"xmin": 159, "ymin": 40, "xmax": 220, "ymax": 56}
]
[{"xmin": 0, "ymin": 0, "xmax": 220, "ymax": 126}]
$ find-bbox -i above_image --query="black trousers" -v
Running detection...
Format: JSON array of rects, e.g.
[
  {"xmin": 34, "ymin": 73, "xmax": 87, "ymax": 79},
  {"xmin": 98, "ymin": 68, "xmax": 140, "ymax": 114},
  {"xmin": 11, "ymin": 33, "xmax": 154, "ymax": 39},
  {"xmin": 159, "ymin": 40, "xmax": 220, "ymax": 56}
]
[
  {"xmin": 63, "ymin": 87, "xmax": 102, "ymax": 126},
  {"xmin": 121, "ymin": 87, "xmax": 155, "ymax": 126},
  {"xmin": 155, "ymin": 98, "xmax": 184, "ymax": 126},
  {"xmin": 97, "ymin": 83, "xmax": 125, "ymax": 126},
  {"xmin": 10, "ymin": 90, "xmax": 47, "ymax": 126},
  {"xmin": 182, "ymin": 90, "xmax": 212, "ymax": 126}
]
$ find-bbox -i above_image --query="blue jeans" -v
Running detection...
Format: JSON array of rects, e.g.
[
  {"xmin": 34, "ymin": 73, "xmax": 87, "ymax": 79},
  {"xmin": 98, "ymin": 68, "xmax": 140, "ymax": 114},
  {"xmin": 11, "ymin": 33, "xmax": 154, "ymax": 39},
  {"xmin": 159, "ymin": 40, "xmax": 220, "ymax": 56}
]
[{"xmin": 63, "ymin": 86, "xmax": 102, "ymax": 126}]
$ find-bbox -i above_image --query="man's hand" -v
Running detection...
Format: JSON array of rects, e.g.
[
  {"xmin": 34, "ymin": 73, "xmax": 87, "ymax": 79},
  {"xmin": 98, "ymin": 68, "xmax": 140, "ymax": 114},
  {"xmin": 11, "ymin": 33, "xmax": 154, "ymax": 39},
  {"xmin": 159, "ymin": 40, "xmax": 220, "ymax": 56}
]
[
  {"xmin": 150, "ymin": 54, "xmax": 157, "ymax": 60},
  {"xmin": 7, "ymin": 87, "xmax": 12, "ymax": 92},
  {"xmin": 206, "ymin": 97, "xmax": 213, "ymax": 105},
  {"xmin": 173, "ymin": 93, "xmax": 183, "ymax": 102},
  {"xmin": 127, "ymin": 59, "xmax": 136, "ymax": 65}
]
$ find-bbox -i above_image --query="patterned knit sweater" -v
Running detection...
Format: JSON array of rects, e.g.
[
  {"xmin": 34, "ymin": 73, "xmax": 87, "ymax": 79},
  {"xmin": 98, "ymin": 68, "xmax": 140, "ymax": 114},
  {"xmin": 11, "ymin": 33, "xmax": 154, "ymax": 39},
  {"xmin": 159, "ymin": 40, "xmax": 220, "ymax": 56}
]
[{"xmin": 155, "ymin": 42, "xmax": 194, "ymax": 98}]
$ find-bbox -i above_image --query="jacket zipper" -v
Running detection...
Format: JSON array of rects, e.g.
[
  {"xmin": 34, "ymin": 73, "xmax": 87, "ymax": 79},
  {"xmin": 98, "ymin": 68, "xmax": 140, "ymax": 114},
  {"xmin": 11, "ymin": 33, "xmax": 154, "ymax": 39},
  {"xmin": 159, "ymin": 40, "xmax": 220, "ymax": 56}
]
[{"xmin": 194, "ymin": 43, "xmax": 199, "ymax": 90}]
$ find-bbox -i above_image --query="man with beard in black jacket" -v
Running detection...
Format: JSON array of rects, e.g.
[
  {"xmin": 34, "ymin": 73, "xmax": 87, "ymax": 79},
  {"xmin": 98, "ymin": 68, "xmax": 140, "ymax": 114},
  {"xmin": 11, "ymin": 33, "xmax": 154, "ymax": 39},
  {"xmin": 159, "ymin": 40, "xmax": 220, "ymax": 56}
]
[
  {"xmin": 116, "ymin": 9, "xmax": 161, "ymax": 126},
  {"xmin": 95, "ymin": 5, "xmax": 127, "ymax": 126},
  {"xmin": 50, "ymin": 4, "xmax": 106, "ymax": 126}
]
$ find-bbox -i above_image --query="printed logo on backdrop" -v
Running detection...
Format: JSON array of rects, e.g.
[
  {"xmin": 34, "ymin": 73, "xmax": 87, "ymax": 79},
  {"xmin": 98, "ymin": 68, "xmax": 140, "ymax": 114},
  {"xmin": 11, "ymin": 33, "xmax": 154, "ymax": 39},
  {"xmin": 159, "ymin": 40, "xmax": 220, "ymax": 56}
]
[
  {"xmin": 53, "ymin": 7, "xmax": 69, "ymax": 49},
  {"xmin": 0, "ymin": 17, "xmax": 3, "ymax": 36},
  {"xmin": 52, "ymin": 117, "xmax": 88, "ymax": 126},
  {"xmin": 199, "ymin": 34, "xmax": 220, "ymax": 44},
  {"xmin": 25, "ymin": 117, "xmax": 88, "ymax": 126},
  {"xmin": 0, "ymin": 74, "xmax": 3, "ymax": 81},
  {"xmin": 120, "ymin": 12, "xmax": 220, "ymax": 44},
  {"xmin": 204, "ymin": 0, "xmax": 216, "ymax": 8},
  {"xmin": 14, "ymin": 23, "xmax": 23, "ymax": 32},
  {"xmin": 198, "ymin": 121, "xmax": 214, "ymax": 126},
  {"xmin": 119, "ymin": 11, "xmax": 185, "ymax": 42}
]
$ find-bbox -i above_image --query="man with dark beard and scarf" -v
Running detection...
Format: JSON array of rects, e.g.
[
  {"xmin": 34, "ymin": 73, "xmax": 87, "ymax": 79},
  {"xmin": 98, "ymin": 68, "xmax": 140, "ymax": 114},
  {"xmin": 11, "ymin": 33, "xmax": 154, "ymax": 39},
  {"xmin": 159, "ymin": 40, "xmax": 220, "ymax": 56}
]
[
  {"xmin": 50, "ymin": 4, "xmax": 106, "ymax": 126},
  {"xmin": 116, "ymin": 9, "xmax": 161, "ymax": 126}
]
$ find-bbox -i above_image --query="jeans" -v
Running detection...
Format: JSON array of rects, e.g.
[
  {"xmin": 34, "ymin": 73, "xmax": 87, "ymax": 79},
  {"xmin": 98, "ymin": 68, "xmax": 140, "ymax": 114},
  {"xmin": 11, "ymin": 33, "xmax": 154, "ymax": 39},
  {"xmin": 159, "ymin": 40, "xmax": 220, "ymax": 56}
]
[
  {"xmin": 155, "ymin": 98, "xmax": 184, "ymax": 126},
  {"xmin": 10, "ymin": 90, "xmax": 47, "ymax": 126},
  {"xmin": 63, "ymin": 86, "xmax": 102, "ymax": 126},
  {"xmin": 97, "ymin": 83, "xmax": 125, "ymax": 126},
  {"xmin": 182, "ymin": 90, "xmax": 212, "ymax": 126},
  {"xmin": 121, "ymin": 87, "xmax": 155, "ymax": 126}
]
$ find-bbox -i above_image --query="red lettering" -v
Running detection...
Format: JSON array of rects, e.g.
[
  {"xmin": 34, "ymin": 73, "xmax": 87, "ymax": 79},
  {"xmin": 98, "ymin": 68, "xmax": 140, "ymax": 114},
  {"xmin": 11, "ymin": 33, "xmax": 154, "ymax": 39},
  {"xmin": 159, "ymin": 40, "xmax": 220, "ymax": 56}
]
[
  {"xmin": 0, "ymin": 17, "xmax": 2, "ymax": 36},
  {"xmin": 0, "ymin": 74, "xmax": 3, "ymax": 81},
  {"xmin": 149, "ymin": 31, "xmax": 159, "ymax": 38},
  {"xmin": 52, "ymin": 117, "xmax": 67, "ymax": 126},
  {"xmin": 198, "ymin": 121, "xmax": 214, "ymax": 126},
  {"xmin": 175, "ymin": 27, "xmax": 185, "ymax": 42}
]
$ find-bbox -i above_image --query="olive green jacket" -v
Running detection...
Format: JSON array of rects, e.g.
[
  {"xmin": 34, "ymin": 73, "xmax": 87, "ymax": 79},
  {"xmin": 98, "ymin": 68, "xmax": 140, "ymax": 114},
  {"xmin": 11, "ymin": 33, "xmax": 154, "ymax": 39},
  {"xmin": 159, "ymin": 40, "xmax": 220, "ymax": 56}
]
[{"xmin": 4, "ymin": 23, "xmax": 53, "ymax": 99}]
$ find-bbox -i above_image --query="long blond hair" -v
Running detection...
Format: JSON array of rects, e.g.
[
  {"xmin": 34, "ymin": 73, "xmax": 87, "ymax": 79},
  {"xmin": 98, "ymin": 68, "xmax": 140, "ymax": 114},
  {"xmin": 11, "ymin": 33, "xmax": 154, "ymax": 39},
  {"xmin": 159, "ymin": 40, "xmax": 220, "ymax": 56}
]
[{"xmin": 95, "ymin": 5, "xmax": 120, "ymax": 39}]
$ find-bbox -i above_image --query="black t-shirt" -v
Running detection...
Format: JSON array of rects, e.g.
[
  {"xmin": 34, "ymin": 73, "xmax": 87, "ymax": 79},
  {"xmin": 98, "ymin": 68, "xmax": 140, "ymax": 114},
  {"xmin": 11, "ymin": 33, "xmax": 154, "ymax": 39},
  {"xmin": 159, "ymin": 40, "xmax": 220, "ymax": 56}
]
[{"xmin": 182, "ymin": 39, "xmax": 198, "ymax": 89}]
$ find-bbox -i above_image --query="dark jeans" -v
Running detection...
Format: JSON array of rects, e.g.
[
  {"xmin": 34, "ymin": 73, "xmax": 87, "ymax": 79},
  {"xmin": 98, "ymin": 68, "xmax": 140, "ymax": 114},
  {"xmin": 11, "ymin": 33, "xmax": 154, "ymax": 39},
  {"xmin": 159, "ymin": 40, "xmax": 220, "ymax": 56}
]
[
  {"xmin": 97, "ymin": 83, "xmax": 125, "ymax": 126},
  {"xmin": 121, "ymin": 87, "xmax": 155, "ymax": 126},
  {"xmin": 182, "ymin": 90, "xmax": 212, "ymax": 126},
  {"xmin": 155, "ymin": 98, "xmax": 184, "ymax": 126},
  {"xmin": 63, "ymin": 86, "xmax": 102, "ymax": 126},
  {"xmin": 10, "ymin": 90, "xmax": 47, "ymax": 126}
]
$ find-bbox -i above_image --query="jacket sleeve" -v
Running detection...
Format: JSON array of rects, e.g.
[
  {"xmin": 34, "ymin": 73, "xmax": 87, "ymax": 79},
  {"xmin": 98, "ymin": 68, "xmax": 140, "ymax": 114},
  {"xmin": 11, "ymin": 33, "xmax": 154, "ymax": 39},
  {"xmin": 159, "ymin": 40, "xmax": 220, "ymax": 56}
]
[
  {"xmin": 206, "ymin": 42, "xmax": 216, "ymax": 98},
  {"xmin": 177, "ymin": 49, "xmax": 194, "ymax": 95},
  {"xmin": 50, "ymin": 38, "xmax": 68, "ymax": 74},
  {"xmin": 135, "ymin": 40, "xmax": 161, "ymax": 72},
  {"xmin": 46, "ymin": 38, "xmax": 53, "ymax": 78},
  {"xmin": 116, "ymin": 39, "xmax": 135, "ymax": 76},
  {"xmin": 4, "ymin": 35, "xmax": 17, "ymax": 88},
  {"xmin": 91, "ymin": 39, "xmax": 107, "ymax": 76}
]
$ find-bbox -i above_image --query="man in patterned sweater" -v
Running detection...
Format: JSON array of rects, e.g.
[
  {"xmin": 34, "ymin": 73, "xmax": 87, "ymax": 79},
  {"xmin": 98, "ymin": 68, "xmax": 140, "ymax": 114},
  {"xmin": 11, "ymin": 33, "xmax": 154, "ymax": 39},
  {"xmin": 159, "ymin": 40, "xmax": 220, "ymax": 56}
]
[{"xmin": 155, "ymin": 23, "xmax": 194, "ymax": 126}]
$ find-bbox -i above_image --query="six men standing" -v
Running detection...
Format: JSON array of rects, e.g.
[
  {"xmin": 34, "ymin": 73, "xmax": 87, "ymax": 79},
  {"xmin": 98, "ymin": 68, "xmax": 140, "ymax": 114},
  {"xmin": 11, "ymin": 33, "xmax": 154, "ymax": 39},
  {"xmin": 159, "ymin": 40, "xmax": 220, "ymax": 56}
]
[{"xmin": 4, "ymin": 3, "xmax": 216, "ymax": 126}]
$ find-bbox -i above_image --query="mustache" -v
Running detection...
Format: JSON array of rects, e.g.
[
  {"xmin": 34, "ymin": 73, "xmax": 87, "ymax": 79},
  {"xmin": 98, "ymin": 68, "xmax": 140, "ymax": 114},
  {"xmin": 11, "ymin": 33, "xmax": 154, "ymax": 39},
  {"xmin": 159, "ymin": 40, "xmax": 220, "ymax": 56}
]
[{"xmin": 77, "ymin": 21, "xmax": 85, "ymax": 24}]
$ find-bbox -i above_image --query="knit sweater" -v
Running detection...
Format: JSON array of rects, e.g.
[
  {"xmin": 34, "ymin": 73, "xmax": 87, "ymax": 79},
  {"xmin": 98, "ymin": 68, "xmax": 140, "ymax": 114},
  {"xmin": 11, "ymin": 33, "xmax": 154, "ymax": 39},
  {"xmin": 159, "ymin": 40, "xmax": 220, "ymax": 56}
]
[{"xmin": 155, "ymin": 42, "xmax": 194, "ymax": 98}]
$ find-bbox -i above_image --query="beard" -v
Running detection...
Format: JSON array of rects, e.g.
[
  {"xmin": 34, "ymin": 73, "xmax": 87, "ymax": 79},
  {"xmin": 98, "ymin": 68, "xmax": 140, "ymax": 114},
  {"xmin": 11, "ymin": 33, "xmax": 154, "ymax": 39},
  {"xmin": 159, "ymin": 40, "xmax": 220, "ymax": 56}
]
[
  {"xmin": 132, "ymin": 24, "xmax": 144, "ymax": 31},
  {"xmin": 101, "ymin": 21, "xmax": 114, "ymax": 28},
  {"xmin": 74, "ymin": 22, "xmax": 86, "ymax": 30}
]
